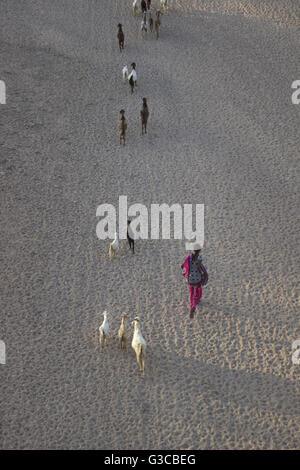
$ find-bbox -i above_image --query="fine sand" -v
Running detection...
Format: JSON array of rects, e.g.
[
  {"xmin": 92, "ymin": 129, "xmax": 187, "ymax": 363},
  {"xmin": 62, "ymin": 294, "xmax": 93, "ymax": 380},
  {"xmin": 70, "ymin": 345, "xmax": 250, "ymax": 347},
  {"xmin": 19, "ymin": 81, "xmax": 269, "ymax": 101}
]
[{"xmin": 0, "ymin": 0, "xmax": 299, "ymax": 449}]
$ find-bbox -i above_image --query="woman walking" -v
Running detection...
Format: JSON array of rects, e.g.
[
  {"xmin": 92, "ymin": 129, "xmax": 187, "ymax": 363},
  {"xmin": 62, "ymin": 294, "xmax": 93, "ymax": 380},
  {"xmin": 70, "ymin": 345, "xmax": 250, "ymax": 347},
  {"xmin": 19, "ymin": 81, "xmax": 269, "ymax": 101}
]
[{"xmin": 181, "ymin": 244, "xmax": 208, "ymax": 318}]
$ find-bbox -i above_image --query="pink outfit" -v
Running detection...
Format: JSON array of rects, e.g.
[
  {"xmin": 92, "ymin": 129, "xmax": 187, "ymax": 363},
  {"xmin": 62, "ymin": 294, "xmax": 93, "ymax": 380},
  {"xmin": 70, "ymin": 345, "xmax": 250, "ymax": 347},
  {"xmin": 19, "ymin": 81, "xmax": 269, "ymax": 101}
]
[{"xmin": 188, "ymin": 283, "xmax": 202, "ymax": 310}]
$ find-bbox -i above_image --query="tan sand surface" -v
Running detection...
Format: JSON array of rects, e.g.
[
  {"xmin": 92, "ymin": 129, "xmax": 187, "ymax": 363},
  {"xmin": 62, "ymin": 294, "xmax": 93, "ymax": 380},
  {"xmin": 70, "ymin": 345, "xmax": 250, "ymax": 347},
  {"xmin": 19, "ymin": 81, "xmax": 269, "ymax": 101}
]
[{"xmin": 0, "ymin": 0, "xmax": 299, "ymax": 449}]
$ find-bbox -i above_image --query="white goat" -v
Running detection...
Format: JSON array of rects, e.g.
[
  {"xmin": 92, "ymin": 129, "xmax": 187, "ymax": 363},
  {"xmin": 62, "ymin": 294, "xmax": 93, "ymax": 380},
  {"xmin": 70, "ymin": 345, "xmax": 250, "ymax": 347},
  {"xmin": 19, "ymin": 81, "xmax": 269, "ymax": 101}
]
[
  {"xmin": 132, "ymin": 0, "xmax": 138, "ymax": 16},
  {"xmin": 118, "ymin": 313, "xmax": 128, "ymax": 350},
  {"xmin": 108, "ymin": 232, "xmax": 119, "ymax": 258},
  {"xmin": 160, "ymin": 0, "xmax": 168, "ymax": 12},
  {"xmin": 131, "ymin": 317, "xmax": 147, "ymax": 373},
  {"xmin": 128, "ymin": 68, "xmax": 137, "ymax": 89},
  {"xmin": 99, "ymin": 311, "xmax": 109, "ymax": 348},
  {"xmin": 140, "ymin": 18, "xmax": 148, "ymax": 39},
  {"xmin": 122, "ymin": 65, "xmax": 128, "ymax": 82}
]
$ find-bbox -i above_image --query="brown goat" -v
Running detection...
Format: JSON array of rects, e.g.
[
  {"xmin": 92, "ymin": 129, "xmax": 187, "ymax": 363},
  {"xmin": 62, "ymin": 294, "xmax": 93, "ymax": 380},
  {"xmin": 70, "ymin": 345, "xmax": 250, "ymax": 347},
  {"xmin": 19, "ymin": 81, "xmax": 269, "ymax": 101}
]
[
  {"xmin": 149, "ymin": 13, "xmax": 153, "ymax": 32},
  {"xmin": 119, "ymin": 110, "xmax": 127, "ymax": 145},
  {"xmin": 154, "ymin": 11, "xmax": 161, "ymax": 39},
  {"xmin": 140, "ymin": 98, "xmax": 149, "ymax": 134},
  {"xmin": 117, "ymin": 24, "xmax": 124, "ymax": 52}
]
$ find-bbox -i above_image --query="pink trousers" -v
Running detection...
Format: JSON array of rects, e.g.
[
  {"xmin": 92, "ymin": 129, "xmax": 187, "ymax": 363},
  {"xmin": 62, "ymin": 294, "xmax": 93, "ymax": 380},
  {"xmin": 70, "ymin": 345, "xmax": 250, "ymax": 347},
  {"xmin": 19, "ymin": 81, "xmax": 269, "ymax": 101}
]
[{"xmin": 188, "ymin": 283, "xmax": 202, "ymax": 310}]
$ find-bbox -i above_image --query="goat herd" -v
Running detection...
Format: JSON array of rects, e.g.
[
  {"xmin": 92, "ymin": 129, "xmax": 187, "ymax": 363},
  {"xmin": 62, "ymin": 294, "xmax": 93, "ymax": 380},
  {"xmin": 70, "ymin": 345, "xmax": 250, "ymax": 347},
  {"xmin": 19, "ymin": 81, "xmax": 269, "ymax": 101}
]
[
  {"xmin": 117, "ymin": 0, "xmax": 170, "ymax": 145},
  {"xmin": 100, "ymin": 2, "xmax": 171, "ymax": 373},
  {"xmin": 104, "ymin": 235, "xmax": 147, "ymax": 374},
  {"xmin": 99, "ymin": 312, "xmax": 147, "ymax": 374}
]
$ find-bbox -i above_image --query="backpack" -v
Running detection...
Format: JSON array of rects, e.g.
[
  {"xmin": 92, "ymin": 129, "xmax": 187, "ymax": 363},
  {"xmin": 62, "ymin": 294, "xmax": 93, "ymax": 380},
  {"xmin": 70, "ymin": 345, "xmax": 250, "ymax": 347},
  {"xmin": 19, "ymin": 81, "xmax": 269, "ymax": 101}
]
[{"xmin": 187, "ymin": 254, "xmax": 208, "ymax": 286}]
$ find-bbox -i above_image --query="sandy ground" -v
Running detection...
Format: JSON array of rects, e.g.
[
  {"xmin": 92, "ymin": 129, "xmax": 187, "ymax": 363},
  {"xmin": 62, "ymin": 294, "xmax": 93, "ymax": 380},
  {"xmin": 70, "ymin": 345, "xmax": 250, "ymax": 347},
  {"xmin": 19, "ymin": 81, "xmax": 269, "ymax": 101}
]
[{"xmin": 0, "ymin": 0, "xmax": 299, "ymax": 450}]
